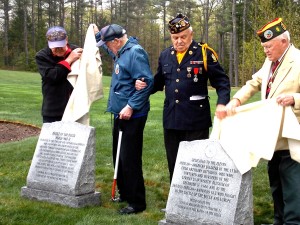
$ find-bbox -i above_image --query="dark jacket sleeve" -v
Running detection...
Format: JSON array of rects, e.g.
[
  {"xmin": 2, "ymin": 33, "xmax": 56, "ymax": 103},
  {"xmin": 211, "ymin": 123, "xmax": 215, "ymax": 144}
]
[
  {"xmin": 127, "ymin": 46, "xmax": 154, "ymax": 110},
  {"xmin": 152, "ymin": 51, "xmax": 167, "ymax": 94},
  {"xmin": 206, "ymin": 49, "xmax": 231, "ymax": 105},
  {"xmin": 36, "ymin": 49, "xmax": 72, "ymax": 84}
]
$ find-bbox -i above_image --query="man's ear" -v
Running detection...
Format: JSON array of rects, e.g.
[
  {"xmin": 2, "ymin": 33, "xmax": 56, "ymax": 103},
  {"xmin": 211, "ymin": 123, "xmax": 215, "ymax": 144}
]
[{"xmin": 282, "ymin": 38, "xmax": 287, "ymax": 44}]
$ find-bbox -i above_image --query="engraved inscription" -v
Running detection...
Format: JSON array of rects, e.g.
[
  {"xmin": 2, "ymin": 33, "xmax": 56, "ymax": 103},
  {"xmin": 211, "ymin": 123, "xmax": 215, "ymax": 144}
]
[
  {"xmin": 34, "ymin": 131, "xmax": 84, "ymax": 183},
  {"xmin": 171, "ymin": 157, "xmax": 240, "ymax": 219}
]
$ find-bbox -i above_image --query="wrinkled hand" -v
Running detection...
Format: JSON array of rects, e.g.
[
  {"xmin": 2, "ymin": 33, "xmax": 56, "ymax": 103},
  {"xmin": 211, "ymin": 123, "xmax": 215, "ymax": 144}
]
[
  {"xmin": 119, "ymin": 105, "xmax": 133, "ymax": 120},
  {"xmin": 215, "ymin": 104, "xmax": 227, "ymax": 119},
  {"xmin": 135, "ymin": 78, "xmax": 147, "ymax": 91},
  {"xmin": 225, "ymin": 98, "xmax": 241, "ymax": 117},
  {"xmin": 66, "ymin": 48, "xmax": 83, "ymax": 65},
  {"xmin": 276, "ymin": 94, "xmax": 295, "ymax": 107}
]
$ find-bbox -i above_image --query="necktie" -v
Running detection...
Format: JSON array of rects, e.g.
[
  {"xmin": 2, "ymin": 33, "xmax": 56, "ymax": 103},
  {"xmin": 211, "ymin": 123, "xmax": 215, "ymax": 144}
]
[
  {"xmin": 266, "ymin": 60, "xmax": 279, "ymax": 98},
  {"xmin": 271, "ymin": 60, "xmax": 279, "ymax": 73}
]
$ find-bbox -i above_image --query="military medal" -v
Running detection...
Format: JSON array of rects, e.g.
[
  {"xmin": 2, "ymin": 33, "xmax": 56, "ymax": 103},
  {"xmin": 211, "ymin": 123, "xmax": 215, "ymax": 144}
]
[
  {"xmin": 193, "ymin": 67, "xmax": 199, "ymax": 82},
  {"xmin": 187, "ymin": 67, "xmax": 192, "ymax": 78},
  {"xmin": 193, "ymin": 76, "xmax": 198, "ymax": 82},
  {"xmin": 199, "ymin": 67, "xmax": 203, "ymax": 74},
  {"xmin": 115, "ymin": 64, "xmax": 120, "ymax": 75}
]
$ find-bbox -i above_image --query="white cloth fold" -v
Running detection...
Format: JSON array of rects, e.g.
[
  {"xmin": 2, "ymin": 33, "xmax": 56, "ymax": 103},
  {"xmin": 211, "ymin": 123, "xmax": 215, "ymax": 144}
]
[
  {"xmin": 282, "ymin": 106, "xmax": 300, "ymax": 161},
  {"xmin": 210, "ymin": 99, "xmax": 300, "ymax": 174},
  {"xmin": 62, "ymin": 24, "xmax": 103, "ymax": 125}
]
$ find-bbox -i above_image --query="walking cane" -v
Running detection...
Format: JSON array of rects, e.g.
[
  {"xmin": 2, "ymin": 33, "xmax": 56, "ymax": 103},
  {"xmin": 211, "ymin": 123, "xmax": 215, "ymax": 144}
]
[{"xmin": 111, "ymin": 129, "xmax": 123, "ymax": 201}]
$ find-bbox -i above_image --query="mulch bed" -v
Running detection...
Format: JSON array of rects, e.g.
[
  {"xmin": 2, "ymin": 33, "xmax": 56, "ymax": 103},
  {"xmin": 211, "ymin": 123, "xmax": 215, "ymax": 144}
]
[{"xmin": 0, "ymin": 120, "xmax": 41, "ymax": 143}]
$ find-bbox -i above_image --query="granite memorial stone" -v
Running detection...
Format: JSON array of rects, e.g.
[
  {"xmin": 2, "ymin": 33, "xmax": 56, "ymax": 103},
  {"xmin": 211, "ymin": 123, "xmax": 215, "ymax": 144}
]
[
  {"xmin": 21, "ymin": 121, "xmax": 100, "ymax": 208},
  {"xmin": 159, "ymin": 139, "xmax": 253, "ymax": 225}
]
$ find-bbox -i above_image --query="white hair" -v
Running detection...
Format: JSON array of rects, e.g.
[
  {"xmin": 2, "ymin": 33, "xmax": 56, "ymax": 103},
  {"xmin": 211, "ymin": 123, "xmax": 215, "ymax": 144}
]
[{"xmin": 274, "ymin": 30, "xmax": 290, "ymax": 42}]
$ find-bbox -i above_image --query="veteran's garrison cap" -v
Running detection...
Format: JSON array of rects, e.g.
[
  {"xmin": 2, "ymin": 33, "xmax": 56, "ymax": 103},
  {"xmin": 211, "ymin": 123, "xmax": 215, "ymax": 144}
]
[
  {"xmin": 257, "ymin": 18, "xmax": 287, "ymax": 43},
  {"xmin": 168, "ymin": 13, "xmax": 190, "ymax": 34}
]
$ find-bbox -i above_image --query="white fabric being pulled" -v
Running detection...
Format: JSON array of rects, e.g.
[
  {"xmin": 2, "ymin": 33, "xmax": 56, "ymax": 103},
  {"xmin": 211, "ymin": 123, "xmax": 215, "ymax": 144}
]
[
  {"xmin": 62, "ymin": 24, "xmax": 103, "ymax": 125},
  {"xmin": 210, "ymin": 99, "xmax": 300, "ymax": 174},
  {"xmin": 282, "ymin": 106, "xmax": 300, "ymax": 161}
]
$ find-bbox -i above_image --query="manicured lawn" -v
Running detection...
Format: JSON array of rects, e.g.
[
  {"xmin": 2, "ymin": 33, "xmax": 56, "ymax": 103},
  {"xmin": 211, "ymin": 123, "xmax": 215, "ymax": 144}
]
[{"xmin": 0, "ymin": 70, "xmax": 272, "ymax": 224}]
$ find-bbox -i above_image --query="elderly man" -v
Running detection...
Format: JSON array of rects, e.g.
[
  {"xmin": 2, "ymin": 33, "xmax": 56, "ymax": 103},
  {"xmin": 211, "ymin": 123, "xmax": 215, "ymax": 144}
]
[
  {"xmin": 138, "ymin": 13, "xmax": 230, "ymax": 183},
  {"xmin": 226, "ymin": 18, "xmax": 300, "ymax": 224},
  {"xmin": 36, "ymin": 26, "xmax": 83, "ymax": 123},
  {"xmin": 95, "ymin": 24, "xmax": 153, "ymax": 215}
]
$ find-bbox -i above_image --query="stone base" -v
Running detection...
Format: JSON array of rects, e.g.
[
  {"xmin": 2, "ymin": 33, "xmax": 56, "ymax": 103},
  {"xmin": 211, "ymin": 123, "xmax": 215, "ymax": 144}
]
[
  {"xmin": 158, "ymin": 219, "xmax": 178, "ymax": 225},
  {"xmin": 159, "ymin": 219, "xmax": 244, "ymax": 225},
  {"xmin": 158, "ymin": 219, "xmax": 167, "ymax": 225},
  {"xmin": 21, "ymin": 186, "xmax": 101, "ymax": 208}
]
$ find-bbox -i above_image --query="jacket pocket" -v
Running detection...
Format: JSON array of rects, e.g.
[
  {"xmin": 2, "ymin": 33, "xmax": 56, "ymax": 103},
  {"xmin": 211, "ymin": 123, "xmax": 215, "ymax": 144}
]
[
  {"xmin": 163, "ymin": 64, "xmax": 172, "ymax": 86},
  {"xmin": 109, "ymin": 92, "xmax": 128, "ymax": 114}
]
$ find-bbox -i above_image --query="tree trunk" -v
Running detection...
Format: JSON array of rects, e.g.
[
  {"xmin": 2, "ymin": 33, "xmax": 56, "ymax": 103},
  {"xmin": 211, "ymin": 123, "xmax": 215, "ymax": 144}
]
[
  {"xmin": 3, "ymin": 0, "xmax": 10, "ymax": 66},
  {"xmin": 162, "ymin": 1, "xmax": 167, "ymax": 48},
  {"xmin": 241, "ymin": 0, "xmax": 247, "ymax": 85},
  {"xmin": 252, "ymin": 0, "xmax": 257, "ymax": 75},
  {"xmin": 202, "ymin": 0, "xmax": 209, "ymax": 43},
  {"xmin": 59, "ymin": 0, "xmax": 65, "ymax": 26},
  {"xmin": 24, "ymin": 0, "xmax": 29, "ymax": 66},
  {"xmin": 218, "ymin": 32, "xmax": 224, "ymax": 65},
  {"xmin": 232, "ymin": 0, "xmax": 238, "ymax": 87},
  {"xmin": 229, "ymin": 32, "xmax": 233, "ymax": 86},
  {"xmin": 31, "ymin": 0, "xmax": 36, "ymax": 51}
]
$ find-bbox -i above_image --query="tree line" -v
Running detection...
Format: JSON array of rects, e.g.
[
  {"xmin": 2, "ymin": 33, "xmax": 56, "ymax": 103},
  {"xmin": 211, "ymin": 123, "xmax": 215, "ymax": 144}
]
[{"xmin": 1, "ymin": 0, "xmax": 300, "ymax": 86}]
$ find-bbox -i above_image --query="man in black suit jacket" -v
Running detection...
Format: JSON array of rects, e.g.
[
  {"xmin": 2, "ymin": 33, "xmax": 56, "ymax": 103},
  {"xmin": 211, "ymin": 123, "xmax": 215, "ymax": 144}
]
[{"xmin": 137, "ymin": 13, "xmax": 230, "ymax": 183}]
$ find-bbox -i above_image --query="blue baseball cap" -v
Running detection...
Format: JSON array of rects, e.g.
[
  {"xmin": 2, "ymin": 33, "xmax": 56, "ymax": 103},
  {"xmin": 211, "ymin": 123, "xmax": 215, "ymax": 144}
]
[{"xmin": 96, "ymin": 24, "xmax": 126, "ymax": 47}]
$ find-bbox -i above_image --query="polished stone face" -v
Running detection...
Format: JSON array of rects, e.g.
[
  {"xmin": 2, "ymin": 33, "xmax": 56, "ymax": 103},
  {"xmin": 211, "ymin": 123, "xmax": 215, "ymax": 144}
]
[
  {"xmin": 21, "ymin": 121, "xmax": 100, "ymax": 208},
  {"xmin": 162, "ymin": 139, "xmax": 253, "ymax": 225}
]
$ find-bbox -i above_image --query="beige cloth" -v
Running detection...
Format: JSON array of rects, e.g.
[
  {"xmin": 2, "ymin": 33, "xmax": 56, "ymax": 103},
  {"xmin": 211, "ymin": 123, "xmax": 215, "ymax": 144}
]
[
  {"xmin": 62, "ymin": 24, "xmax": 103, "ymax": 125},
  {"xmin": 210, "ymin": 99, "xmax": 300, "ymax": 174}
]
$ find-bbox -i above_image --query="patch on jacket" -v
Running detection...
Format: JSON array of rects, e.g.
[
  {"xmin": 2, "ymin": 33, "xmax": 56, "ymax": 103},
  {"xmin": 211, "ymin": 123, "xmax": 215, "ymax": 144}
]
[{"xmin": 115, "ymin": 64, "xmax": 120, "ymax": 74}]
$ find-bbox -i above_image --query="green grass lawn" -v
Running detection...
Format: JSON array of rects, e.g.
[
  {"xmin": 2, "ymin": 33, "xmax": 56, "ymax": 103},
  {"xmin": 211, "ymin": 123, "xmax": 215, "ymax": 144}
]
[{"xmin": 0, "ymin": 70, "xmax": 273, "ymax": 225}]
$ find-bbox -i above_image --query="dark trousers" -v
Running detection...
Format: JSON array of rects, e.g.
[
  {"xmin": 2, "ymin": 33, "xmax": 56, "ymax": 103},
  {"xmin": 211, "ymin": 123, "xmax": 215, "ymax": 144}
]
[
  {"xmin": 43, "ymin": 116, "xmax": 62, "ymax": 123},
  {"xmin": 164, "ymin": 128, "xmax": 209, "ymax": 183},
  {"xmin": 113, "ymin": 116, "xmax": 147, "ymax": 210},
  {"xmin": 268, "ymin": 150, "xmax": 300, "ymax": 225}
]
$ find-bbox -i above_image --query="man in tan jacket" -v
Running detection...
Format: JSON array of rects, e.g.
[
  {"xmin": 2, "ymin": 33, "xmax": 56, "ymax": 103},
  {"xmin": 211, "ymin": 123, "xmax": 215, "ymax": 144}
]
[{"xmin": 226, "ymin": 18, "xmax": 300, "ymax": 224}]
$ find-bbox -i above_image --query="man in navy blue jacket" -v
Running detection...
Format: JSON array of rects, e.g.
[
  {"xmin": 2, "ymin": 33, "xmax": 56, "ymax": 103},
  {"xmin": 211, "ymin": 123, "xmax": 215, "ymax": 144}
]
[
  {"xmin": 95, "ymin": 24, "xmax": 153, "ymax": 215},
  {"xmin": 137, "ymin": 13, "xmax": 230, "ymax": 183}
]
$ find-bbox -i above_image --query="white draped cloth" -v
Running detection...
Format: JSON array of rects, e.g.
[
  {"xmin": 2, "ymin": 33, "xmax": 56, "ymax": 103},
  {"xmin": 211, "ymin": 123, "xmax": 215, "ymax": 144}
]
[
  {"xmin": 210, "ymin": 99, "xmax": 300, "ymax": 174},
  {"xmin": 62, "ymin": 24, "xmax": 103, "ymax": 125}
]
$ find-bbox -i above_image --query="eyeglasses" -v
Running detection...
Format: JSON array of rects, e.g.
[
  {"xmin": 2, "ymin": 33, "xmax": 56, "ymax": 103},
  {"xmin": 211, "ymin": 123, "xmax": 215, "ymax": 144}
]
[{"xmin": 47, "ymin": 31, "xmax": 67, "ymax": 41}]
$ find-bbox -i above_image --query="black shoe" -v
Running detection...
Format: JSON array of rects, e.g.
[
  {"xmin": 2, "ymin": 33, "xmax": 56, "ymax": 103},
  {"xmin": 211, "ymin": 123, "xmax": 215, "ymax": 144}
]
[{"xmin": 119, "ymin": 205, "xmax": 145, "ymax": 215}]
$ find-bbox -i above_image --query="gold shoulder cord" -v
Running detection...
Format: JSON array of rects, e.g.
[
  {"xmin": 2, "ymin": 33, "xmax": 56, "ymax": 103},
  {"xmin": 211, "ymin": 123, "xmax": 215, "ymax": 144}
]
[{"xmin": 201, "ymin": 43, "xmax": 219, "ymax": 71}]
